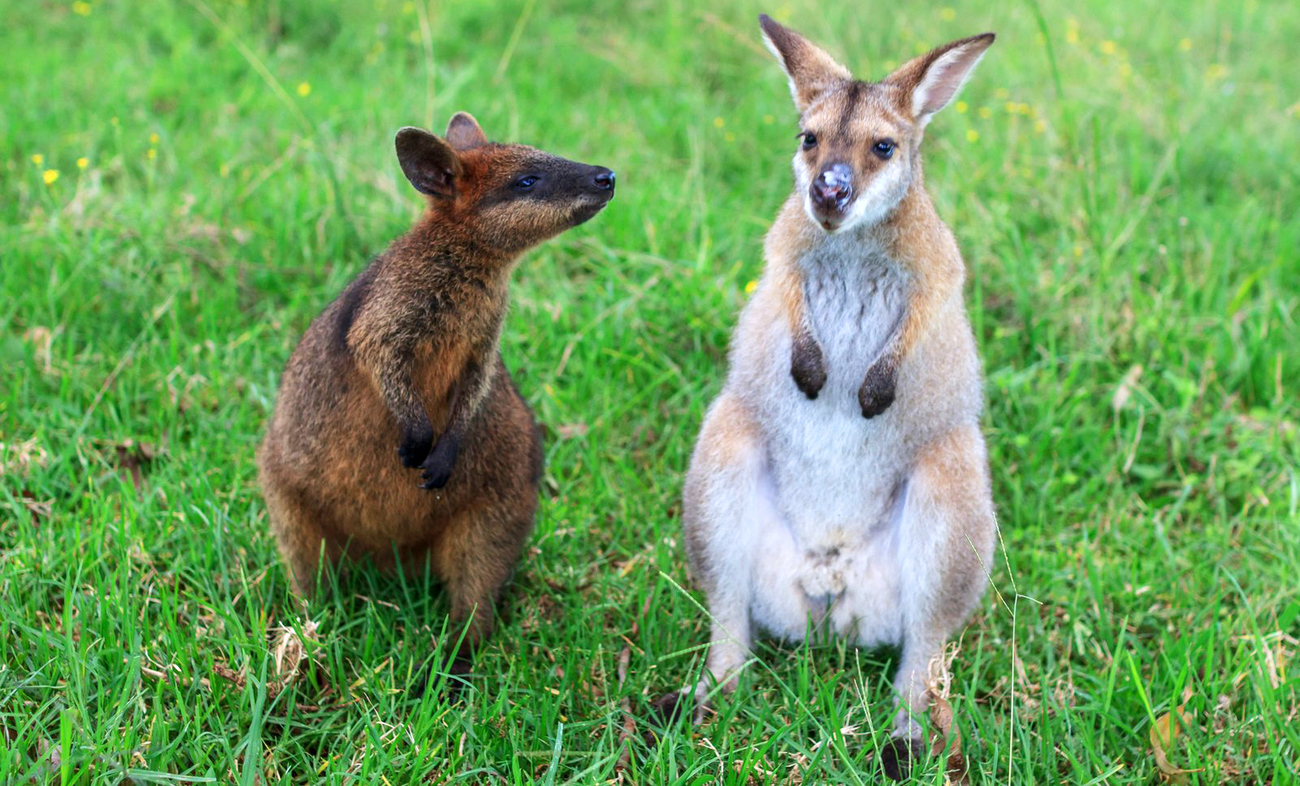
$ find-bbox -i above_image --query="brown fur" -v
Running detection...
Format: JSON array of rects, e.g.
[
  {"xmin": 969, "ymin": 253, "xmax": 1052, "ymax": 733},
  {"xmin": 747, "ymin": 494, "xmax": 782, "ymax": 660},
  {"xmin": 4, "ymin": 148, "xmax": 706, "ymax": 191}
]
[{"xmin": 258, "ymin": 113, "xmax": 614, "ymax": 655}]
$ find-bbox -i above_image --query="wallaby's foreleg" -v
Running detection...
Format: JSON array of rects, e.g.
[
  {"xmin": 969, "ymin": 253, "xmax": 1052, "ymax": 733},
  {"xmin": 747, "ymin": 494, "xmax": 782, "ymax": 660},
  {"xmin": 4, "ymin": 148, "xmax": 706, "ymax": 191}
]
[
  {"xmin": 349, "ymin": 319, "xmax": 438, "ymax": 466},
  {"xmin": 888, "ymin": 424, "xmax": 995, "ymax": 764},
  {"xmin": 858, "ymin": 268, "xmax": 960, "ymax": 419},
  {"xmin": 419, "ymin": 356, "xmax": 496, "ymax": 489}
]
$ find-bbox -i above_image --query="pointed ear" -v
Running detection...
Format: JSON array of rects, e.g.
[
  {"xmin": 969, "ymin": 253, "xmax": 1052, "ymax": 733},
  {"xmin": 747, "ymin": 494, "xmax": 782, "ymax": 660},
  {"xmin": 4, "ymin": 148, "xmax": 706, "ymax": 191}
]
[
  {"xmin": 887, "ymin": 33, "xmax": 995, "ymax": 123},
  {"xmin": 759, "ymin": 14, "xmax": 853, "ymax": 112},
  {"xmin": 395, "ymin": 127, "xmax": 462, "ymax": 198},
  {"xmin": 445, "ymin": 111, "xmax": 488, "ymax": 151}
]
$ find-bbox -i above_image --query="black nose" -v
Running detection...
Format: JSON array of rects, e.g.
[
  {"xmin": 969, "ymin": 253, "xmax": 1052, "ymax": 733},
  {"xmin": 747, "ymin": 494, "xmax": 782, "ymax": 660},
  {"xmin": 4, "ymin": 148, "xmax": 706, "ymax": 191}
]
[
  {"xmin": 593, "ymin": 168, "xmax": 615, "ymax": 190},
  {"xmin": 811, "ymin": 164, "xmax": 852, "ymax": 207}
]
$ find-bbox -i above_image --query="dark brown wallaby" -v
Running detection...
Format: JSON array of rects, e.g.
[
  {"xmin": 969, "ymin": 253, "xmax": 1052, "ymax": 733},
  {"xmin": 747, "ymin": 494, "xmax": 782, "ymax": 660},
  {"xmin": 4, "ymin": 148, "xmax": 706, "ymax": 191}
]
[{"xmin": 257, "ymin": 112, "xmax": 615, "ymax": 665}]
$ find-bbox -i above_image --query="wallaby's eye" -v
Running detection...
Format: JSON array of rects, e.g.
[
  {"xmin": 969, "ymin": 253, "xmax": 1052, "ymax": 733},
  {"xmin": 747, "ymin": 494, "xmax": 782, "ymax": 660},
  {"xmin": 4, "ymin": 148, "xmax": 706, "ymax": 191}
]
[
  {"xmin": 800, "ymin": 132, "xmax": 818, "ymax": 150},
  {"xmin": 872, "ymin": 139, "xmax": 895, "ymax": 160},
  {"xmin": 514, "ymin": 175, "xmax": 539, "ymax": 190}
]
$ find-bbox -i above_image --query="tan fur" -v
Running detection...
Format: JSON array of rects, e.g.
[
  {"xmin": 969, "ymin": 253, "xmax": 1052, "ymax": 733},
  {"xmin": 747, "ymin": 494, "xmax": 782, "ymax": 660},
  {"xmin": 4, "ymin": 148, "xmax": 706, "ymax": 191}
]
[
  {"xmin": 679, "ymin": 17, "xmax": 997, "ymax": 775},
  {"xmin": 258, "ymin": 113, "xmax": 613, "ymax": 656}
]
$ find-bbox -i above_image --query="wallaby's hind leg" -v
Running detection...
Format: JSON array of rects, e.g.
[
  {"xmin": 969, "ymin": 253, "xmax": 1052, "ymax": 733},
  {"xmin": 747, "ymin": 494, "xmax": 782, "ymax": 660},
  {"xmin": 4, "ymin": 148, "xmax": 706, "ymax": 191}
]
[
  {"xmin": 261, "ymin": 469, "xmax": 342, "ymax": 598},
  {"xmin": 885, "ymin": 423, "xmax": 996, "ymax": 777},
  {"xmin": 681, "ymin": 394, "xmax": 768, "ymax": 711},
  {"xmin": 431, "ymin": 501, "xmax": 535, "ymax": 660}
]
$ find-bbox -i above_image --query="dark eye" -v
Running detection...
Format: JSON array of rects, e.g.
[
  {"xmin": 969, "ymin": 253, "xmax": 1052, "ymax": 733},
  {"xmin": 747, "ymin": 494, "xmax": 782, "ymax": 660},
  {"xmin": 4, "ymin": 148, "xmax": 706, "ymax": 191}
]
[
  {"xmin": 515, "ymin": 175, "xmax": 539, "ymax": 189},
  {"xmin": 872, "ymin": 139, "xmax": 895, "ymax": 159},
  {"xmin": 800, "ymin": 132, "xmax": 818, "ymax": 150}
]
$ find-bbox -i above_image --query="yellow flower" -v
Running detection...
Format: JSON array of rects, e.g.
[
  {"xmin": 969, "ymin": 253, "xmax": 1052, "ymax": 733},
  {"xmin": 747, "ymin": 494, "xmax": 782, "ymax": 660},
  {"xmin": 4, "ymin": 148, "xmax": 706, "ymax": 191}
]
[
  {"xmin": 725, "ymin": 131, "xmax": 736, "ymax": 143},
  {"xmin": 1205, "ymin": 64, "xmax": 1228, "ymax": 80},
  {"xmin": 1119, "ymin": 62, "xmax": 1133, "ymax": 78},
  {"xmin": 1005, "ymin": 101, "xmax": 1018, "ymax": 114},
  {"xmin": 297, "ymin": 81, "xmax": 311, "ymax": 97},
  {"xmin": 1066, "ymin": 28, "xmax": 1079, "ymax": 45},
  {"xmin": 966, "ymin": 129, "xmax": 979, "ymax": 143},
  {"xmin": 77, "ymin": 157, "xmax": 89, "ymax": 169},
  {"xmin": 110, "ymin": 116, "xmax": 119, "ymax": 126},
  {"xmin": 149, "ymin": 132, "xmax": 160, "ymax": 144},
  {"xmin": 71, "ymin": 1, "xmax": 91, "ymax": 15},
  {"xmin": 954, "ymin": 100, "xmax": 968, "ymax": 114},
  {"xmin": 978, "ymin": 106, "xmax": 992, "ymax": 119},
  {"xmin": 147, "ymin": 148, "xmax": 157, "ymax": 160},
  {"xmin": 220, "ymin": 163, "xmax": 231, "ymax": 177},
  {"xmin": 763, "ymin": 114, "xmax": 775, "ymax": 125},
  {"xmin": 1034, "ymin": 119, "xmax": 1047, "ymax": 134},
  {"xmin": 940, "ymin": 7, "xmax": 955, "ymax": 21},
  {"xmin": 31, "ymin": 154, "xmax": 44, "ymax": 165},
  {"xmin": 744, "ymin": 280, "xmax": 758, "ymax": 294},
  {"xmin": 1178, "ymin": 38, "xmax": 1192, "ymax": 52},
  {"xmin": 713, "ymin": 117, "xmax": 725, "ymax": 128},
  {"xmin": 401, "ymin": 1, "xmax": 414, "ymax": 13},
  {"xmin": 1100, "ymin": 40, "xmax": 1117, "ymax": 55},
  {"xmin": 43, "ymin": 169, "xmax": 60, "ymax": 185}
]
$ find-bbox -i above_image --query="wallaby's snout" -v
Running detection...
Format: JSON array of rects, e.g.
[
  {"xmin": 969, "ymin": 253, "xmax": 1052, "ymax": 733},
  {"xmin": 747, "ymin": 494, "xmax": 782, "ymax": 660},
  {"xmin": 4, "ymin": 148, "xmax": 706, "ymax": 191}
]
[{"xmin": 810, "ymin": 162, "xmax": 853, "ymax": 219}]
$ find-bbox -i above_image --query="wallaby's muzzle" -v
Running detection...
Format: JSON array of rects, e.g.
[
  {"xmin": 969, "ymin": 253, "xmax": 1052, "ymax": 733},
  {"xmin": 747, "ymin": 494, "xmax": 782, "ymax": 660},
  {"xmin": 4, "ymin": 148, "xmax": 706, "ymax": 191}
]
[{"xmin": 809, "ymin": 162, "xmax": 853, "ymax": 227}]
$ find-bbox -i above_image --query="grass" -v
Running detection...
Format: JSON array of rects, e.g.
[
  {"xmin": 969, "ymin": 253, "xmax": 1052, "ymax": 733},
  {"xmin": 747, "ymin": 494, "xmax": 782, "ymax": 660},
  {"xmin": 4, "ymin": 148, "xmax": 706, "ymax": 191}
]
[{"xmin": 2, "ymin": 0, "xmax": 1297, "ymax": 782}]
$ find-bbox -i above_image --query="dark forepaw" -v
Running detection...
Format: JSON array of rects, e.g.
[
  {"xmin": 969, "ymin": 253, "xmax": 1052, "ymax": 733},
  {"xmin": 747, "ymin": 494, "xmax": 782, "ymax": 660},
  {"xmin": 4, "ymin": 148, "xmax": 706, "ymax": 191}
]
[
  {"xmin": 791, "ymin": 332, "xmax": 827, "ymax": 400},
  {"xmin": 397, "ymin": 426, "xmax": 434, "ymax": 468},
  {"xmin": 880, "ymin": 735, "xmax": 922, "ymax": 782},
  {"xmin": 858, "ymin": 362, "xmax": 897, "ymax": 419},
  {"xmin": 420, "ymin": 433, "xmax": 460, "ymax": 489}
]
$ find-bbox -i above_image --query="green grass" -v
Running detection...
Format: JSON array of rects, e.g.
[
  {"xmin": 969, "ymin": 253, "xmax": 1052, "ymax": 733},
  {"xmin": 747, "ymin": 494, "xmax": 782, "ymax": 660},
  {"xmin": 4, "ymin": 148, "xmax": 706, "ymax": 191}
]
[{"xmin": 2, "ymin": 0, "xmax": 1298, "ymax": 782}]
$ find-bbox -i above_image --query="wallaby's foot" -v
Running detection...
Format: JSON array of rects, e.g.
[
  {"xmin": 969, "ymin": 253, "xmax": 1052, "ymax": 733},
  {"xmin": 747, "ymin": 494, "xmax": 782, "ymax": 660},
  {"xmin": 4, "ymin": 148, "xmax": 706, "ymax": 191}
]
[
  {"xmin": 880, "ymin": 735, "xmax": 922, "ymax": 781},
  {"xmin": 409, "ymin": 654, "xmax": 474, "ymax": 701},
  {"xmin": 650, "ymin": 689, "xmax": 694, "ymax": 728}
]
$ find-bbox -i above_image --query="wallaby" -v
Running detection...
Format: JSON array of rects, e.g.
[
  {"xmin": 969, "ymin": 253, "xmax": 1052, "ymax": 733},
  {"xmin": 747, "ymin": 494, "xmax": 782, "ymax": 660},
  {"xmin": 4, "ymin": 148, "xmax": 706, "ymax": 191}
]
[
  {"xmin": 258, "ymin": 112, "xmax": 615, "ymax": 666},
  {"xmin": 676, "ymin": 15, "xmax": 997, "ymax": 778}
]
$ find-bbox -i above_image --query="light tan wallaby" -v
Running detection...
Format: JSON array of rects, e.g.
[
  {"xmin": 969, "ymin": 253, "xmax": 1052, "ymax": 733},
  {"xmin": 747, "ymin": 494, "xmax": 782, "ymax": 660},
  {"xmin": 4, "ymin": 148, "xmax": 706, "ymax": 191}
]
[{"xmin": 678, "ymin": 14, "xmax": 997, "ymax": 777}]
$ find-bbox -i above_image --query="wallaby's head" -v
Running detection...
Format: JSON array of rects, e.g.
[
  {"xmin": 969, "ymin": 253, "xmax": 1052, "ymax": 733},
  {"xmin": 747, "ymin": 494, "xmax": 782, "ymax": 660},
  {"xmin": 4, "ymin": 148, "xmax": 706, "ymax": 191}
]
[
  {"xmin": 759, "ymin": 15, "xmax": 993, "ymax": 233},
  {"xmin": 395, "ymin": 113, "xmax": 615, "ymax": 252}
]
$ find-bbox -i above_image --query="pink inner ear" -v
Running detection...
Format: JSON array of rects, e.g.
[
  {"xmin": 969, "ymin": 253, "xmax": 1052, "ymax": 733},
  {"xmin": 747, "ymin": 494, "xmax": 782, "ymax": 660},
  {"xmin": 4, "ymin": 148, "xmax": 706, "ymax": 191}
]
[{"xmin": 914, "ymin": 38, "xmax": 993, "ymax": 117}]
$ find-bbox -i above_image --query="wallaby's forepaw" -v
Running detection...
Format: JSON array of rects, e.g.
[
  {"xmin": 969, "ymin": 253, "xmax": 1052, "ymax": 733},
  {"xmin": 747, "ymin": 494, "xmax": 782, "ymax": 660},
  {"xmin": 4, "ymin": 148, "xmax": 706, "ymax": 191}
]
[
  {"xmin": 791, "ymin": 332, "xmax": 827, "ymax": 400},
  {"xmin": 858, "ymin": 362, "xmax": 897, "ymax": 419},
  {"xmin": 397, "ymin": 426, "xmax": 434, "ymax": 468},
  {"xmin": 880, "ymin": 735, "xmax": 922, "ymax": 781},
  {"xmin": 420, "ymin": 434, "xmax": 460, "ymax": 489}
]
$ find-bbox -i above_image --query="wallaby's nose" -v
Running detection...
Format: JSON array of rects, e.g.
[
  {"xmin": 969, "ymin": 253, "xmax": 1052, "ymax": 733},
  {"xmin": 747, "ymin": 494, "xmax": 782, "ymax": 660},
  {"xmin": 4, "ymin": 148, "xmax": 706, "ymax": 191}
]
[
  {"xmin": 811, "ymin": 164, "xmax": 852, "ymax": 207},
  {"xmin": 593, "ymin": 168, "xmax": 615, "ymax": 191}
]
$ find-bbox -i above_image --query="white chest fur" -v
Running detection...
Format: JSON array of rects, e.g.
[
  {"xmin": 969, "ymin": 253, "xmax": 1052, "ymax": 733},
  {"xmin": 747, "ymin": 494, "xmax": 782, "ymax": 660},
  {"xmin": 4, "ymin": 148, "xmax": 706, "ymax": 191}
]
[
  {"xmin": 743, "ymin": 236, "xmax": 915, "ymax": 645},
  {"xmin": 800, "ymin": 240, "xmax": 908, "ymax": 402}
]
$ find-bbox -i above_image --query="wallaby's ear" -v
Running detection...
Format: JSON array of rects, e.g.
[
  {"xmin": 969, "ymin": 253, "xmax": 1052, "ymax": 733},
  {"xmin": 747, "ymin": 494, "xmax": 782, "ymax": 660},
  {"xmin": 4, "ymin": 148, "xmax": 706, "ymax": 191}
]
[
  {"xmin": 759, "ymin": 14, "xmax": 853, "ymax": 112},
  {"xmin": 887, "ymin": 33, "xmax": 995, "ymax": 124},
  {"xmin": 395, "ymin": 127, "xmax": 462, "ymax": 198},
  {"xmin": 445, "ymin": 111, "xmax": 488, "ymax": 151}
]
